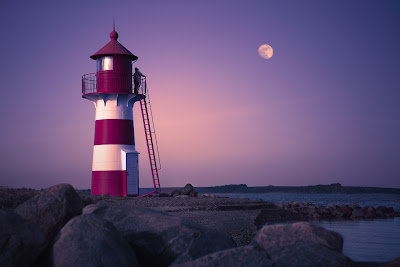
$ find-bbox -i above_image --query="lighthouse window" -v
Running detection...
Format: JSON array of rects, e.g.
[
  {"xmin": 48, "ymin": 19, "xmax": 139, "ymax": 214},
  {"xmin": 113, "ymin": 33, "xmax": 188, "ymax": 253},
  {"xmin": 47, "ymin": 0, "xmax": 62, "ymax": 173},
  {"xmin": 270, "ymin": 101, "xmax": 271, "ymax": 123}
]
[{"xmin": 97, "ymin": 56, "xmax": 113, "ymax": 71}]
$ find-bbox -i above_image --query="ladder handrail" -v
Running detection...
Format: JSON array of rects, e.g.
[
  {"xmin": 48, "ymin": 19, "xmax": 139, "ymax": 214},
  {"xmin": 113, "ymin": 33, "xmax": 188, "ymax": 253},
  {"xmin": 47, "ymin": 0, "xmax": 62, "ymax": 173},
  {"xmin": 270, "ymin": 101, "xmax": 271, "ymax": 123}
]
[
  {"xmin": 137, "ymin": 77, "xmax": 161, "ymax": 197},
  {"xmin": 141, "ymin": 78, "xmax": 161, "ymax": 170}
]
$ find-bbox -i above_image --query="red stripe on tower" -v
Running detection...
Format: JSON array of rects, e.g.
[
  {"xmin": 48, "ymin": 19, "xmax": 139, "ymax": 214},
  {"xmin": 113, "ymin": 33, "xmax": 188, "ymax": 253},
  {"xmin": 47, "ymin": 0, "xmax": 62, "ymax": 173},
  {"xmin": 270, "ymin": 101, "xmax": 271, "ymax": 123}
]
[
  {"xmin": 94, "ymin": 119, "xmax": 134, "ymax": 145},
  {"xmin": 92, "ymin": 171, "xmax": 127, "ymax": 196}
]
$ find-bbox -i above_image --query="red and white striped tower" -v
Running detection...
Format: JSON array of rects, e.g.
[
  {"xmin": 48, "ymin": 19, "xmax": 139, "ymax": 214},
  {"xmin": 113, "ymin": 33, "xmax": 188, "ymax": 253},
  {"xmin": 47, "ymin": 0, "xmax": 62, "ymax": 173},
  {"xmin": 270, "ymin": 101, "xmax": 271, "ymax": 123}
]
[{"xmin": 82, "ymin": 29, "xmax": 142, "ymax": 196}]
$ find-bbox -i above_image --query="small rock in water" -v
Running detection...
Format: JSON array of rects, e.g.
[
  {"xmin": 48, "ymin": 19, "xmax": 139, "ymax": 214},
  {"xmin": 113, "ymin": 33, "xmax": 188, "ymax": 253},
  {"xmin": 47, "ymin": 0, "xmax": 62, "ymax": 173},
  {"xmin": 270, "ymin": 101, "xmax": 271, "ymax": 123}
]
[{"xmin": 351, "ymin": 208, "xmax": 365, "ymax": 219}]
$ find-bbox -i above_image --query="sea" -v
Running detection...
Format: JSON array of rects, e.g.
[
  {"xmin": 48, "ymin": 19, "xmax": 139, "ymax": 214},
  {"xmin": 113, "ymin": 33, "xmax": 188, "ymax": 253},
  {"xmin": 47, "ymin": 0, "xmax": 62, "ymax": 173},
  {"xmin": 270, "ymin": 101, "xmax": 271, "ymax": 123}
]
[{"xmin": 215, "ymin": 192, "xmax": 400, "ymax": 263}]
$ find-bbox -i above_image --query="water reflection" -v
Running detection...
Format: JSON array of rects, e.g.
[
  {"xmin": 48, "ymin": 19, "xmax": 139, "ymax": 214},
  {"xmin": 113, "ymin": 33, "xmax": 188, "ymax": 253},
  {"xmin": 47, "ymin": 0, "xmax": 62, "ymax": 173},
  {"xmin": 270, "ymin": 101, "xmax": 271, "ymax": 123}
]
[{"xmin": 316, "ymin": 218, "xmax": 400, "ymax": 262}]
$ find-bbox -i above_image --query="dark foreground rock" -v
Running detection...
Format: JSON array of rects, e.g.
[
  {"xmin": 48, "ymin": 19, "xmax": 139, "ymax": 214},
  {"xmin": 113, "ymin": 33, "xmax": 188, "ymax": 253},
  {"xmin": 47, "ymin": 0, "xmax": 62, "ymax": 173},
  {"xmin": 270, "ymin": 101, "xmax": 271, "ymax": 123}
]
[
  {"xmin": 0, "ymin": 209, "xmax": 47, "ymax": 267},
  {"xmin": 14, "ymin": 184, "xmax": 83, "ymax": 242},
  {"xmin": 2, "ymin": 184, "xmax": 400, "ymax": 267},
  {"xmin": 171, "ymin": 245, "xmax": 273, "ymax": 267},
  {"xmin": 252, "ymin": 222, "xmax": 354, "ymax": 266},
  {"xmin": 52, "ymin": 214, "xmax": 139, "ymax": 267},
  {"xmin": 0, "ymin": 187, "xmax": 38, "ymax": 211},
  {"xmin": 84, "ymin": 201, "xmax": 236, "ymax": 266},
  {"xmin": 380, "ymin": 256, "xmax": 400, "ymax": 266}
]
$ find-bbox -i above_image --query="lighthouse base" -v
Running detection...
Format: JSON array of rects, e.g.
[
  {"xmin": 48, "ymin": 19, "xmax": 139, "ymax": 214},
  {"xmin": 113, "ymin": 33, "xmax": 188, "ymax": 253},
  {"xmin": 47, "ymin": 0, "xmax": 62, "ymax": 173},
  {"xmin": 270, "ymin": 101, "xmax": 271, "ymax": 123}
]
[
  {"xmin": 92, "ymin": 171, "xmax": 127, "ymax": 196},
  {"xmin": 91, "ymin": 149, "xmax": 139, "ymax": 197}
]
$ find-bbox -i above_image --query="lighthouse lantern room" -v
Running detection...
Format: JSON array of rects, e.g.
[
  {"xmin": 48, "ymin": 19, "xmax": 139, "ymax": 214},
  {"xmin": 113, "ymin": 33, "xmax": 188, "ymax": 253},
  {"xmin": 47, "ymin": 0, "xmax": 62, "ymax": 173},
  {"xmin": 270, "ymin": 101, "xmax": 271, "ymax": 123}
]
[{"xmin": 82, "ymin": 29, "xmax": 159, "ymax": 197}]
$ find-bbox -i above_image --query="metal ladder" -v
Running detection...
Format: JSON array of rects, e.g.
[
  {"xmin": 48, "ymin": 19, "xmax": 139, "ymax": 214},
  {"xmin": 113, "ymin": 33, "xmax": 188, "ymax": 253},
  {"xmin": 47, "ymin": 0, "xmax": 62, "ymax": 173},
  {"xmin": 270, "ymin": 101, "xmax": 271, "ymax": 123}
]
[{"xmin": 138, "ymin": 77, "xmax": 161, "ymax": 197}]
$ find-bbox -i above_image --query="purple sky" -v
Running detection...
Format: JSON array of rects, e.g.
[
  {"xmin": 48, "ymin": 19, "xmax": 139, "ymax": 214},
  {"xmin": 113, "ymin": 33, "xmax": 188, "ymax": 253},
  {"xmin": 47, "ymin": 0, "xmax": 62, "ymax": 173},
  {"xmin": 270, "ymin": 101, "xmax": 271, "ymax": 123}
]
[{"xmin": 0, "ymin": 1, "xmax": 399, "ymax": 189}]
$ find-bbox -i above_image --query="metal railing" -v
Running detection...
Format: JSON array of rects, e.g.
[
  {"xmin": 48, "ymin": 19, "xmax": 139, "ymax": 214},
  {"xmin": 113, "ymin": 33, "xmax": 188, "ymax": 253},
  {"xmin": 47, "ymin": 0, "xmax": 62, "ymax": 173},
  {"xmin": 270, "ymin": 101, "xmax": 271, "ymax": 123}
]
[{"xmin": 82, "ymin": 73, "xmax": 134, "ymax": 95}]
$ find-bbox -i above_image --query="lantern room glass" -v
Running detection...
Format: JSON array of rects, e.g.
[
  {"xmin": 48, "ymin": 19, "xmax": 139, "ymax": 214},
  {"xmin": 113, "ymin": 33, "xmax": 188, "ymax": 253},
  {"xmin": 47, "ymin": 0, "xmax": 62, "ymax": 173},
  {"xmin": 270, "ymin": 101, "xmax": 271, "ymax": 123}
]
[{"xmin": 97, "ymin": 56, "xmax": 113, "ymax": 71}]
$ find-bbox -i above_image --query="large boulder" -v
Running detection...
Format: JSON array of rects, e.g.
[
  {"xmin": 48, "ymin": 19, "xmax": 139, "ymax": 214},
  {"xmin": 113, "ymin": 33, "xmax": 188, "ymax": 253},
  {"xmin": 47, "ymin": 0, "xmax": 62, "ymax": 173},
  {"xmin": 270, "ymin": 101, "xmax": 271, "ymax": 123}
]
[
  {"xmin": 52, "ymin": 214, "xmax": 139, "ymax": 267},
  {"xmin": 84, "ymin": 202, "xmax": 236, "ymax": 266},
  {"xmin": 0, "ymin": 209, "xmax": 47, "ymax": 267},
  {"xmin": 171, "ymin": 245, "xmax": 273, "ymax": 267},
  {"xmin": 252, "ymin": 222, "xmax": 353, "ymax": 266},
  {"xmin": 267, "ymin": 242, "xmax": 354, "ymax": 267},
  {"xmin": 182, "ymin": 184, "xmax": 194, "ymax": 195},
  {"xmin": 14, "ymin": 184, "xmax": 83, "ymax": 242}
]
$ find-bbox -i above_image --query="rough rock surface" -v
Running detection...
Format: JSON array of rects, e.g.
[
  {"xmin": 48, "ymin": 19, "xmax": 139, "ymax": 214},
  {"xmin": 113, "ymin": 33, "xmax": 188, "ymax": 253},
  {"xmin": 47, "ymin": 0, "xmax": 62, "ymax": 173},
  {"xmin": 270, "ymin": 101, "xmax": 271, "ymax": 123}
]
[
  {"xmin": 171, "ymin": 245, "xmax": 273, "ymax": 267},
  {"xmin": 52, "ymin": 214, "xmax": 139, "ymax": 267},
  {"xmin": 253, "ymin": 222, "xmax": 343, "ymax": 253},
  {"xmin": 0, "ymin": 187, "xmax": 38, "ymax": 211},
  {"xmin": 171, "ymin": 190, "xmax": 181, "ymax": 197},
  {"xmin": 0, "ymin": 209, "xmax": 47, "ymax": 267},
  {"xmin": 252, "ymin": 222, "xmax": 353, "ymax": 266},
  {"xmin": 380, "ymin": 256, "xmax": 400, "ymax": 267},
  {"xmin": 84, "ymin": 202, "xmax": 236, "ymax": 266},
  {"xmin": 269, "ymin": 242, "xmax": 354, "ymax": 267},
  {"xmin": 14, "ymin": 184, "xmax": 83, "ymax": 242},
  {"xmin": 182, "ymin": 184, "xmax": 194, "ymax": 195}
]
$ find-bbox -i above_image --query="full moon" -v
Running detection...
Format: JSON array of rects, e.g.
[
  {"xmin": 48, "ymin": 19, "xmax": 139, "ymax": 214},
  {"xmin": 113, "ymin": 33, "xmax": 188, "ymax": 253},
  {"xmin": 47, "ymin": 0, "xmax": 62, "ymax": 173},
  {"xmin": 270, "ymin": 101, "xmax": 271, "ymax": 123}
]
[{"xmin": 258, "ymin": 44, "xmax": 273, "ymax": 59}]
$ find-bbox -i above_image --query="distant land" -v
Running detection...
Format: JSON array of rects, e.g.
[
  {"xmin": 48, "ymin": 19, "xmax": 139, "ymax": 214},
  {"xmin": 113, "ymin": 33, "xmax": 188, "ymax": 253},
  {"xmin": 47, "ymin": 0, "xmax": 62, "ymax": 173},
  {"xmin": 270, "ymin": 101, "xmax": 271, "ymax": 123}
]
[{"xmin": 162, "ymin": 183, "xmax": 400, "ymax": 194}]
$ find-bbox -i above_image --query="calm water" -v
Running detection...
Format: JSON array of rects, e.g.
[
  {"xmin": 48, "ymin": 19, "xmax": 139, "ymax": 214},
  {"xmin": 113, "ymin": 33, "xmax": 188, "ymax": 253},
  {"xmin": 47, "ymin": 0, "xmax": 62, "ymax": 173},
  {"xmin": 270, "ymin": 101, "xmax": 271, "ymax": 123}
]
[{"xmin": 216, "ymin": 192, "xmax": 400, "ymax": 263}]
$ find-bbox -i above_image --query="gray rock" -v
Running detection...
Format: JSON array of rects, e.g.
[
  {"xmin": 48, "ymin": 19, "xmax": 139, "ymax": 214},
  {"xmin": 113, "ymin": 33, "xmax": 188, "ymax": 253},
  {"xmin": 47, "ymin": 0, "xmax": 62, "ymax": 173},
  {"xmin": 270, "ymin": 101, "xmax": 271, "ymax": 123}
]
[
  {"xmin": 362, "ymin": 206, "xmax": 376, "ymax": 218},
  {"xmin": 380, "ymin": 256, "xmax": 400, "ymax": 267},
  {"xmin": 376, "ymin": 206, "xmax": 395, "ymax": 218},
  {"xmin": 176, "ymin": 194, "xmax": 189, "ymax": 198},
  {"xmin": 338, "ymin": 205, "xmax": 353, "ymax": 217},
  {"xmin": 171, "ymin": 245, "xmax": 273, "ymax": 267},
  {"xmin": 85, "ymin": 202, "xmax": 236, "ymax": 266},
  {"xmin": 252, "ymin": 222, "xmax": 344, "ymax": 253},
  {"xmin": 349, "ymin": 203, "xmax": 360, "ymax": 209},
  {"xmin": 52, "ymin": 214, "xmax": 139, "ymax": 267},
  {"xmin": 171, "ymin": 190, "xmax": 181, "ymax": 197},
  {"xmin": 0, "ymin": 209, "xmax": 47, "ymax": 267},
  {"xmin": 269, "ymin": 242, "xmax": 354, "ymax": 267},
  {"xmin": 316, "ymin": 206, "xmax": 331, "ymax": 216},
  {"xmin": 252, "ymin": 222, "xmax": 353, "ymax": 267},
  {"xmin": 182, "ymin": 184, "xmax": 194, "ymax": 195},
  {"xmin": 189, "ymin": 191, "xmax": 198, "ymax": 197},
  {"xmin": 327, "ymin": 203, "xmax": 336, "ymax": 209},
  {"xmin": 351, "ymin": 208, "xmax": 365, "ymax": 219},
  {"xmin": 15, "ymin": 184, "xmax": 83, "ymax": 242},
  {"xmin": 82, "ymin": 200, "xmax": 108, "ymax": 214}
]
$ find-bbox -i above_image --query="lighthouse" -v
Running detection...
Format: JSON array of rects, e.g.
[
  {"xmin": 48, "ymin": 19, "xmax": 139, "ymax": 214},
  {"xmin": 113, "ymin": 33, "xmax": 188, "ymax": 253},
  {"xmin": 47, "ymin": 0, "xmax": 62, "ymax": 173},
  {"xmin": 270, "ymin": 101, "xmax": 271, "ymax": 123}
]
[{"xmin": 82, "ymin": 29, "xmax": 145, "ymax": 196}]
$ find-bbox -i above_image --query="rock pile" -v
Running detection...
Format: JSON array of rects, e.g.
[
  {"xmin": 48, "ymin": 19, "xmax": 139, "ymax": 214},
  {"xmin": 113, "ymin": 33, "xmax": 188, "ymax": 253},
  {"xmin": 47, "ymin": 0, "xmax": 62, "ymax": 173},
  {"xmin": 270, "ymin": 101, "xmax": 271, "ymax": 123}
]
[
  {"xmin": 1, "ymin": 184, "xmax": 399, "ymax": 267},
  {"xmin": 170, "ymin": 184, "xmax": 198, "ymax": 198},
  {"xmin": 255, "ymin": 201, "xmax": 399, "ymax": 228}
]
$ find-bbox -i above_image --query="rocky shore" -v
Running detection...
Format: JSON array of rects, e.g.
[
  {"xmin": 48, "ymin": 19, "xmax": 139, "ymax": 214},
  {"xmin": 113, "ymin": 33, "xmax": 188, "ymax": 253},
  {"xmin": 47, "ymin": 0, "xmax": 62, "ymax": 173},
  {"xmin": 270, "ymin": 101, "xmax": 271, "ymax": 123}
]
[{"xmin": 1, "ymin": 184, "xmax": 399, "ymax": 267}]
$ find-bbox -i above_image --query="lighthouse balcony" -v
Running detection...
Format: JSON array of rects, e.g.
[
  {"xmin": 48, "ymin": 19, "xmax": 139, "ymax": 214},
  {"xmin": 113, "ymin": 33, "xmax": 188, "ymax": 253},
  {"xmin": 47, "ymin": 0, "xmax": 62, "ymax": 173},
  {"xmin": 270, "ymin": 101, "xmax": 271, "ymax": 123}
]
[{"xmin": 82, "ymin": 73, "xmax": 138, "ymax": 96}]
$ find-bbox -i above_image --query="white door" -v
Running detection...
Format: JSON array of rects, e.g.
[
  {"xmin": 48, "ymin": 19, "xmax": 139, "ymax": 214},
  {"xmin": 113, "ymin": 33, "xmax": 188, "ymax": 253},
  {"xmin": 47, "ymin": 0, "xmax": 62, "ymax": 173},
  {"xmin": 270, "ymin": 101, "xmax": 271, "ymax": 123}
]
[{"xmin": 126, "ymin": 153, "xmax": 139, "ymax": 195}]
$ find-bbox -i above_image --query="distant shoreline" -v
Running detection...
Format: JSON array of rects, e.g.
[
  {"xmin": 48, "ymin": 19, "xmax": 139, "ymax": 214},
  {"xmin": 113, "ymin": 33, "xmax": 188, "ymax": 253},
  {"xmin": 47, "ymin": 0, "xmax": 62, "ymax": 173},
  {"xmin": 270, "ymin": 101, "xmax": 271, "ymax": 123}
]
[{"xmin": 159, "ymin": 183, "xmax": 400, "ymax": 195}]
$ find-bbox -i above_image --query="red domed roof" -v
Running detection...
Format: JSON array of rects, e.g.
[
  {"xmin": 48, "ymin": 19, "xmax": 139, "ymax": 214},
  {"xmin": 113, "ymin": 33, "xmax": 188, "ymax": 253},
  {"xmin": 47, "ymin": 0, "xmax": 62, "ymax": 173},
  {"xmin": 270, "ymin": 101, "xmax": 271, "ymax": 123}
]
[{"xmin": 90, "ymin": 30, "xmax": 138, "ymax": 61}]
